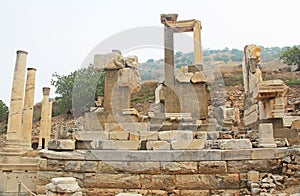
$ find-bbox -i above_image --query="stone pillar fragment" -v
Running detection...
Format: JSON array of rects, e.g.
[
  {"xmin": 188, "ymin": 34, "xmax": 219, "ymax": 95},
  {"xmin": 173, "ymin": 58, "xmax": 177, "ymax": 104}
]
[
  {"xmin": 258, "ymin": 123, "xmax": 276, "ymax": 148},
  {"xmin": 6, "ymin": 50, "xmax": 28, "ymax": 146},
  {"xmin": 38, "ymin": 87, "xmax": 52, "ymax": 149},
  {"xmin": 193, "ymin": 20, "xmax": 203, "ymax": 65},
  {"xmin": 21, "ymin": 68, "xmax": 37, "ymax": 149}
]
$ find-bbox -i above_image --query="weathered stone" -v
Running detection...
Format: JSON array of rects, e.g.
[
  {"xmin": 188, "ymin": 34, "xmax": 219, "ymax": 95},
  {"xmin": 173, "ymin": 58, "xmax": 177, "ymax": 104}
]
[
  {"xmin": 141, "ymin": 175, "xmax": 175, "ymax": 191},
  {"xmin": 46, "ymin": 177, "xmax": 81, "ymax": 193},
  {"xmin": 84, "ymin": 173, "xmax": 140, "ymax": 189},
  {"xmin": 292, "ymin": 120, "xmax": 300, "ymax": 129},
  {"xmin": 175, "ymin": 174, "xmax": 239, "ymax": 189},
  {"xmin": 221, "ymin": 149, "xmax": 252, "ymax": 160},
  {"xmin": 116, "ymin": 193, "xmax": 142, "ymax": 196},
  {"xmin": 161, "ymin": 162, "xmax": 197, "ymax": 174},
  {"xmin": 74, "ymin": 131, "xmax": 108, "ymax": 141},
  {"xmin": 39, "ymin": 149, "xmax": 85, "ymax": 160},
  {"xmin": 109, "ymin": 131, "xmax": 129, "ymax": 140},
  {"xmin": 98, "ymin": 161, "xmax": 160, "ymax": 174},
  {"xmin": 159, "ymin": 131, "xmax": 193, "ymax": 141},
  {"xmin": 171, "ymin": 139, "xmax": 205, "ymax": 150},
  {"xmin": 219, "ymin": 139, "xmax": 252, "ymax": 150},
  {"xmin": 139, "ymin": 131, "xmax": 158, "ymax": 140},
  {"xmin": 146, "ymin": 141, "xmax": 170, "ymax": 150},
  {"xmin": 248, "ymin": 170, "xmax": 260, "ymax": 182},
  {"xmin": 252, "ymin": 148, "xmax": 275, "ymax": 159},
  {"xmin": 48, "ymin": 140, "xmax": 75, "ymax": 151},
  {"xmin": 227, "ymin": 160, "xmax": 280, "ymax": 173},
  {"xmin": 129, "ymin": 132, "xmax": 140, "ymax": 140},
  {"xmin": 64, "ymin": 161, "xmax": 98, "ymax": 173},
  {"xmin": 180, "ymin": 190, "xmax": 210, "ymax": 196},
  {"xmin": 258, "ymin": 123, "xmax": 276, "ymax": 148},
  {"xmin": 175, "ymin": 72, "xmax": 193, "ymax": 83},
  {"xmin": 91, "ymin": 140, "xmax": 140, "ymax": 150},
  {"xmin": 198, "ymin": 161, "xmax": 227, "ymax": 174},
  {"xmin": 191, "ymin": 72, "xmax": 206, "ymax": 83}
]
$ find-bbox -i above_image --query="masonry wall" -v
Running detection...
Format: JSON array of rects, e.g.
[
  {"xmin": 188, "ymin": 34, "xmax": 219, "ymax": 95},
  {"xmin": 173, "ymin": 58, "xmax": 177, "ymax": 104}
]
[{"xmin": 36, "ymin": 147, "xmax": 300, "ymax": 196}]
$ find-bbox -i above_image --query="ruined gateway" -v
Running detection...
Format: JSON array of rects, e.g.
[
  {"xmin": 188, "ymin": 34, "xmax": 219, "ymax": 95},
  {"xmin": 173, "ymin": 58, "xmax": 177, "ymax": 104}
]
[{"xmin": 0, "ymin": 14, "xmax": 300, "ymax": 196}]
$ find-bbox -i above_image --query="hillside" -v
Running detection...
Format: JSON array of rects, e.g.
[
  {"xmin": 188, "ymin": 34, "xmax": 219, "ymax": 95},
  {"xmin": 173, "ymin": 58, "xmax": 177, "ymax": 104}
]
[{"xmin": 139, "ymin": 46, "xmax": 290, "ymax": 81}]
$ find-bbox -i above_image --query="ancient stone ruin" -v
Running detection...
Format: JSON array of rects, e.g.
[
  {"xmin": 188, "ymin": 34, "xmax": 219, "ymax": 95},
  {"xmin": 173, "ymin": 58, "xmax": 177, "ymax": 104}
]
[{"xmin": 0, "ymin": 14, "xmax": 300, "ymax": 196}]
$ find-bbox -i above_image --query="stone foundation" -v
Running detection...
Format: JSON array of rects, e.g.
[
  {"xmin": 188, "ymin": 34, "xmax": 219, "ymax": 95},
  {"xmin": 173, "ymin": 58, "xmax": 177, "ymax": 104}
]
[{"xmin": 37, "ymin": 147, "xmax": 300, "ymax": 195}]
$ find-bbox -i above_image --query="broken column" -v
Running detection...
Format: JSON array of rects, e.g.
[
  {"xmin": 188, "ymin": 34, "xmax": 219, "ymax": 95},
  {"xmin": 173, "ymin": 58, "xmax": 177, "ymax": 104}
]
[
  {"xmin": 21, "ymin": 68, "xmax": 37, "ymax": 149},
  {"xmin": 6, "ymin": 50, "xmax": 28, "ymax": 147},
  {"xmin": 38, "ymin": 87, "xmax": 53, "ymax": 149},
  {"xmin": 46, "ymin": 177, "xmax": 82, "ymax": 196}
]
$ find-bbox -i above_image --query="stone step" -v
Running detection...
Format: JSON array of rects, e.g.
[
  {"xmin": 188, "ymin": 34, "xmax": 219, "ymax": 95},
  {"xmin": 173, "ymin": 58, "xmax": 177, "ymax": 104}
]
[{"xmin": 0, "ymin": 163, "xmax": 38, "ymax": 171}]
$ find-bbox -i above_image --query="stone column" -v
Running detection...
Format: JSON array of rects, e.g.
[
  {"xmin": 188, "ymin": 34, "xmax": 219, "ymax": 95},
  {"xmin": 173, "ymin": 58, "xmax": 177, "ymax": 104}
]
[
  {"xmin": 21, "ymin": 68, "xmax": 37, "ymax": 149},
  {"xmin": 6, "ymin": 50, "xmax": 28, "ymax": 146},
  {"xmin": 193, "ymin": 20, "xmax": 203, "ymax": 65},
  {"xmin": 38, "ymin": 87, "xmax": 52, "ymax": 149},
  {"xmin": 164, "ymin": 25, "xmax": 175, "ymax": 86}
]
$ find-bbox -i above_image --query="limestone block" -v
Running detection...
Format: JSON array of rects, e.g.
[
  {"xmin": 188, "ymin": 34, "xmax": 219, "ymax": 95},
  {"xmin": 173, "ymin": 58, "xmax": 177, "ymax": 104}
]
[
  {"xmin": 74, "ymin": 131, "xmax": 108, "ymax": 141},
  {"xmin": 175, "ymin": 72, "xmax": 193, "ymax": 83},
  {"xmin": 221, "ymin": 149, "xmax": 252, "ymax": 160},
  {"xmin": 207, "ymin": 132, "xmax": 220, "ymax": 140},
  {"xmin": 252, "ymin": 148, "xmax": 275, "ymax": 159},
  {"xmin": 258, "ymin": 123, "xmax": 276, "ymax": 148},
  {"xmin": 129, "ymin": 132, "xmax": 140, "ymax": 140},
  {"xmin": 146, "ymin": 141, "xmax": 170, "ymax": 150},
  {"xmin": 92, "ymin": 140, "xmax": 141, "ymax": 150},
  {"xmin": 48, "ymin": 140, "xmax": 75, "ymax": 151},
  {"xmin": 180, "ymin": 190, "xmax": 210, "ymax": 196},
  {"xmin": 94, "ymin": 53, "xmax": 118, "ymax": 70},
  {"xmin": 171, "ymin": 139, "xmax": 205, "ymax": 150},
  {"xmin": 84, "ymin": 173, "xmax": 140, "ymax": 189},
  {"xmin": 248, "ymin": 170, "xmax": 260, "ymax": 182},
  {"xmin": 219, "ymin": 139, "xmax": 252, "ymax": 150},
  {"xmin": 191, "ymin": 71, "xmax": 206, "ymax": 83},
  {"xmin": 244, "ymin": 109, "xmax": 259, "ymax": 126},
  {"xmin": 198, "ymin": 161, "xmax": 227, "ymax": 174},
  {"xmin": 139, "ymin": 131, "xmax": 158, "ymax": 141},
  {"xmin": 161, "ymin": 162, "xmax": 197, "ymax": 174},
  {"xmin": 158, "ymin": 131, "xmax": 193, "ymax": 141},
  {"xmin": 140, "ymin": 174, "xmax": 176, "ymax": 190},
  {"xmin": 98, "ymin": 161, "xmax": 160, "ymax": 174},
  {"xmin": 292, "ymin": 120, "xmax": 300, "ymax": 129},
  {"xmin": 109, "ymin": 131, "xmax": 129, "ymax": 140},
  {"xmin": 175, "ymin": 174, "xmax": 239, "ymax": 189},
  {"xmin": 116, "ymin": 193, "xmax": 142, "ymax": 196},
  {"xmin": 283, "ymin": 116, "xmax": 300, "ymax": 128}
]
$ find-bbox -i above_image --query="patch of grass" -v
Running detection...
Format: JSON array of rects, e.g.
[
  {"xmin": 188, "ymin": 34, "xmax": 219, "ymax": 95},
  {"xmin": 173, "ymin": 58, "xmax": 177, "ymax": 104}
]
[
  {"xmin": 285, "ymin": 79, "xmax": 300, "ymax": 86},
  {"xmin": 222, "ymin": 73, "xmax": 243, "ymax": 86}
]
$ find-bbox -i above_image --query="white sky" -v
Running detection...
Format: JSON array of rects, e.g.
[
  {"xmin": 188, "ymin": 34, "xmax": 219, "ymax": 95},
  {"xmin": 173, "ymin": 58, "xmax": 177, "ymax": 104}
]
[{"xmin": 0, "ymin": 0, "xmax": 299, "ymax": 105}]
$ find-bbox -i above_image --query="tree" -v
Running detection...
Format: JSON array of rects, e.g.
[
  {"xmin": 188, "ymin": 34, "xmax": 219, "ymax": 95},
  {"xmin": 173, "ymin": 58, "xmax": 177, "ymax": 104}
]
[
  {"xmin": 51, "ymin": 65, "xmax": 105, "ymax": 116},
  {"xmin": 0, "ymin": 100, "xmax": 8, "ymax": 122},
  {"xmin": 280, "ymin": 46, "xmax": 300, "ymax": 71}
]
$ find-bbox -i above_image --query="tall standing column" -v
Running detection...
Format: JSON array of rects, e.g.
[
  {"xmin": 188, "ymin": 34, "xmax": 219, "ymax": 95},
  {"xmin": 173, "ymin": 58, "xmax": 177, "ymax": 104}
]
[
  {"xmin": 21, "ymin": 68, "xmax": 37, "ymax": 149},
  {"xmin": 164, "ymin": 25, "xmax": 175, "ymax": 86},
  {"xmin": 193, "ymin": 20, "xmax": 203, "ymax": 65},
  {"xmin": 6, "ymin": 50, "xmax": 28, "ymax": 146},
  {"xmin": 38, "ymin": 87, "xmax": 52, "ymax": 149}
]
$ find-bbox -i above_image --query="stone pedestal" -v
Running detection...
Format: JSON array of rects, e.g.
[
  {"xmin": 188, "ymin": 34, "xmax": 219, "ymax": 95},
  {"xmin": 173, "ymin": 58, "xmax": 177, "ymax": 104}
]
[
  {"xmin": 258, "ymin": 123, "xmax": 277, "ymax": 148},
  {"xmin": 6, "ymin": 50, "xmax": 28, "ymax": 148},
  {"xmin": 21, "ymin": 68, "xmax": 37, "ymax": 149}
]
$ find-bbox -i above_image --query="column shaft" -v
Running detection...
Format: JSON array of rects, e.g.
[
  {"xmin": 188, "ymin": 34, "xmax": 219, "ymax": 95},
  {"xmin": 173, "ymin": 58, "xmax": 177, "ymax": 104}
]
[
  {"xmin": 6, "ymin": 50, "xmax": 28, "ymax": 145},
  {"xmin": 21, "ymin": 68, "xmax": 36, "ymax": 149},
  {"xmin": 193, "ymin": 21, "xmax": 203, "ymax": 65}
]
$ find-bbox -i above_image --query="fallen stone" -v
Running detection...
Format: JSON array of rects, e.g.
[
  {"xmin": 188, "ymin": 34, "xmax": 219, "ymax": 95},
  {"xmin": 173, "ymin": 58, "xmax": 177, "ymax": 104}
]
[
  {"xmin": 248, "ymin": 170, "xmax": 259, "ymax": 182},
  {"xmin": 171, "ymin": 139, "xmax": 205, "ymax": 150},
  {"xmin": 159, "ymin": 131, "xmax": 193, "ymax": 141},
  {"xmin": 146, "ymin": 141, "xmax": 170, "ymax": 150}
]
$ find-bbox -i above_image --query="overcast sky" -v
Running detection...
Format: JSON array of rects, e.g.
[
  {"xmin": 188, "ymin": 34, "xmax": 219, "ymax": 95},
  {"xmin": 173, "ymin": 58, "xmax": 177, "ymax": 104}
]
[{"xmin": 1, "ymin": 0, "xmax": 299, "ymax": 105}]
